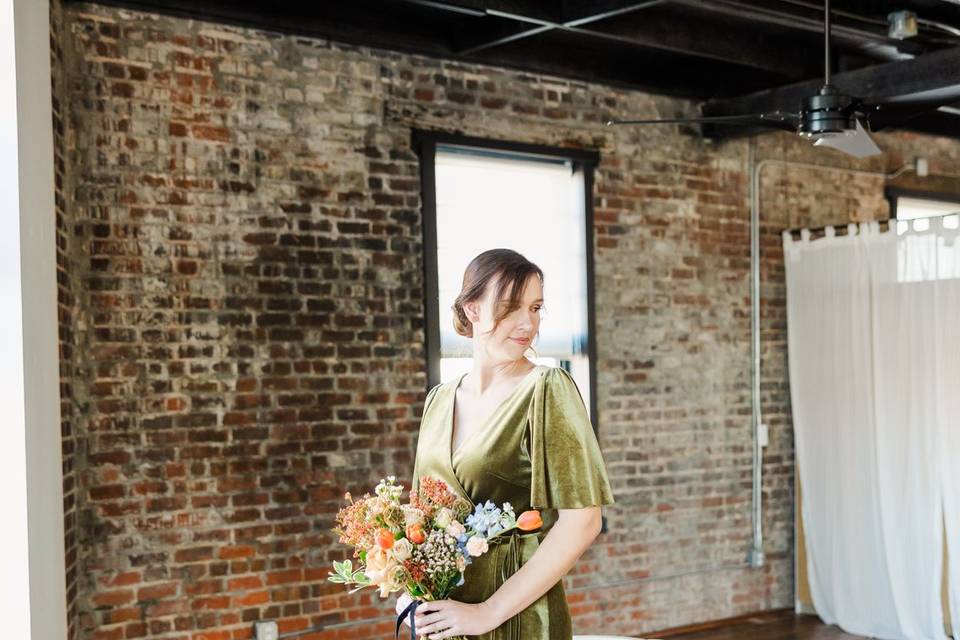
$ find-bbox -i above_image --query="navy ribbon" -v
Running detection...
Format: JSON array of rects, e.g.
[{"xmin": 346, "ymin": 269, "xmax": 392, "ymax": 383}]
[{"xmin": 395, "ymin": 597, "xmax": 422, "ymax": 640}]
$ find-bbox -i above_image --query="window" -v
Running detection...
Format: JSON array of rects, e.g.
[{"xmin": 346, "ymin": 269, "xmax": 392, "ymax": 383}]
[
  {"xmin": 413, "ymin": 131, "xmax": 599, "ymax": 425},
  {"xmin": 889, "ymin": 189, "xmax": 960, "ymax": 232},
  {"xmin": 887, "ymin": 189, "xmax": 960, "ymax": 283}
]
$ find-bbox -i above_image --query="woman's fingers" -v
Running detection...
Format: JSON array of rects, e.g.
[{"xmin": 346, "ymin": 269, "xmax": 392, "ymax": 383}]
[
  {"xmin": 415, "ymin": 601, "xmax": 438, "ymax": 622},
  {"xmin": 412, "ymin": 605, "xmax": 444, "ymax": 634}
]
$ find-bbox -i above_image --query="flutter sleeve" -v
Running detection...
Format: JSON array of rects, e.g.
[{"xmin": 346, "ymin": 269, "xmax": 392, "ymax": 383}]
[
  {"xmin": 411, "ymin": 382, "xmax": 442, "ymax": 494},
  {"xmin": 525, "ymin": 367, "xmax": 615, "ymax": 509}
]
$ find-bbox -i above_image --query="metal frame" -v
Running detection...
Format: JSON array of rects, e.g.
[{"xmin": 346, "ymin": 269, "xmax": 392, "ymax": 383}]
[{"xmin": 410, "ymin": 128, "xmax": 601, "ymax": 433}]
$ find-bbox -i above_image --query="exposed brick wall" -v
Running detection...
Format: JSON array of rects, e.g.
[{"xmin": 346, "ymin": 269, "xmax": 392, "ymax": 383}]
[
  {"xmin": 52, "ymin": 3, "xmax": 960, "ymax": 639},
  {"xmin": 51, "ymin": 1, "xmax": 80, "ymax": 639}
]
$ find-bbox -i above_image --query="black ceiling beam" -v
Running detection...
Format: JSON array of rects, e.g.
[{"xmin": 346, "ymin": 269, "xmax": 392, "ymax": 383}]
[
  {"xmin": 560, "ymin": 0, "xmax": 661, "ymax": 23},
  {"xmin": 670, "ymin": 0, "xmax": 931, "ymax": 60},
  {"xmin": 471, "ymin": 28, "xmax": 783, "ymax": 97},
  {"xmin": 417, "ymin": 0, "xmax": 810, "ymax": 77},
  {"xmin": 573, "ymin": 9, "xmax": 813, "ymax": 76},
  {"xmin": 700, "ymin": 45, "xmax": 960, "ymax": 138},
  {"xmin": 396, "ymin": 0, "xmax": 561, "ymax": 22},
  {"xmin": 401, "ymin": 0, "xmax": 667, "ymax": 55}
]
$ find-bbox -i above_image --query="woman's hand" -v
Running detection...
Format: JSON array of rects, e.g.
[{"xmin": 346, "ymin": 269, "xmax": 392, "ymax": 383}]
[{"xmin": 411, "ymin": 598, "xmax": 500, "ymax": 639}]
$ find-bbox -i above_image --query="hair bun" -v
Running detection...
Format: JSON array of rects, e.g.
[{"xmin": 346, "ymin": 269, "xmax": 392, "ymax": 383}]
[{"xmin": 452, "ymin": 301, "xmax": 473, "ymax": 338}]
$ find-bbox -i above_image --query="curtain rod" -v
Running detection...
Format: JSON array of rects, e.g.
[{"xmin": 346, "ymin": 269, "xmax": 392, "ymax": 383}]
[{"xmin": 783, "ymin": 218, "xmax": 894, "ymax": 239}]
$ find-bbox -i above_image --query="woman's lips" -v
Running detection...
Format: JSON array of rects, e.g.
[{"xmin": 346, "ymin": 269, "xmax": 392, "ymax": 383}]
[{"xmin": 510, "ymin": 337, "xmax": 530, "ymax": 345}]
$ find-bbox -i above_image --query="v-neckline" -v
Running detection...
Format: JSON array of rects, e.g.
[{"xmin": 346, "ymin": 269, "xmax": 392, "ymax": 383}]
[{"xmin": 448, "ymin": 364, "xmax": 542, "ymax": 464}]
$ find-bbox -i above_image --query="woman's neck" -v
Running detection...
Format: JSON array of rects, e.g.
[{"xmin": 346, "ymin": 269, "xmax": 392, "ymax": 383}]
[{"xmin": 463, "ymin": 357, "xmax": 535, "ymax": 394}]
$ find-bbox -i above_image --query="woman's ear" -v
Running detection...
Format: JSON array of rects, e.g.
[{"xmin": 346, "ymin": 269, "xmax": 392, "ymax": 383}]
[{"xmin": 464, "ymin": 301, "xmax": 480, "ymax": 324}]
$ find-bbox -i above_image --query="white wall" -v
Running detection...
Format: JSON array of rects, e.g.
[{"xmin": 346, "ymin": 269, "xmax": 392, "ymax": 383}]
[{"xmin": 1, "ymin": 0, "xmax": 67, "ymax": 638}]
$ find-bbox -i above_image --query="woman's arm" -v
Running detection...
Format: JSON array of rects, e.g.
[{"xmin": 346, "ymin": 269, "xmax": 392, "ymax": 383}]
[
  {"xmin": 412, "ymin": 507, "xmax": 603, "ymax": 638},
  {"xmin": 481, "ymin": 505, "xmax": 603, "ymax": 626}
]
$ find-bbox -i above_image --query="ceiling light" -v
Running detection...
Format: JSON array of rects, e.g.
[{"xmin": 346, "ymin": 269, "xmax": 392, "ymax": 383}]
[{"xmin": 888, "ymin": 10, "xmax": 918, "ymax": 39}]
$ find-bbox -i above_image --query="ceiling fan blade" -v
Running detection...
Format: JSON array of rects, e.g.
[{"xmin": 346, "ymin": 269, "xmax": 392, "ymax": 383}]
[
  {"xmin": 811, "ymin": 118, "xmax": 882, "ymax": 158},
  {"xmin": 862, "ymin": 85, "xmax": 960, "ymax": 131},
  {"xmin": 606, "ymin": 112, "xmax": 798, "ymax": 132}
]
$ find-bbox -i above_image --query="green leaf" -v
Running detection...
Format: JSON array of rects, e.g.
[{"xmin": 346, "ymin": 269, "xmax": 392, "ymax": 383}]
[{"xmin": 353, "ymin": 572, "xmax": 370, "ymax": 585}]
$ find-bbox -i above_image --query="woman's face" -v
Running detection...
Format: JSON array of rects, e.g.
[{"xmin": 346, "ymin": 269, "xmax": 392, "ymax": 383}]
[{"xmin": 468, "ymin": 273, "xmax": 543, "ymax": 358}]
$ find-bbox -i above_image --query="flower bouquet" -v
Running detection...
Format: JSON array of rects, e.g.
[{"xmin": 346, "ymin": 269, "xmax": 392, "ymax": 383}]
[{"xmin": 327, "ymin": 475, "xmax": 542, "ymax": 640}]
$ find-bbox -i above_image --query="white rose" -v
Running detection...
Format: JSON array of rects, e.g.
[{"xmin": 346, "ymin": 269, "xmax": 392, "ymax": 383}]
[
  {"xmin": 445, "ymin": 520, "xmax": 465, "ymax": 538},
  {"xmin": 434, "ymin": 507, "xmax": 454, "ymax": 529},
  {"xmin": 390, "ymin": 538, "xmax": 413, "ymax": 562},
  {"xmin": 465, "ymin": 536, "xmax": 488, "ymax": 557}
]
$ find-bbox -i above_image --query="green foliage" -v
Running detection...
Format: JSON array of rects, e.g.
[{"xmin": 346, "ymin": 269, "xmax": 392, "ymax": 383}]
[{"xmin": 327, "ymin": 559, "xmax": 371, "ymax": 594}]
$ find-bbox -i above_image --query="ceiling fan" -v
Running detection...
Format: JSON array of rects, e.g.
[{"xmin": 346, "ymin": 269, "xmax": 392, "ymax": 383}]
[{"xmin": 605, "ymin": 0, "xmax": 960, "ymax": 158}]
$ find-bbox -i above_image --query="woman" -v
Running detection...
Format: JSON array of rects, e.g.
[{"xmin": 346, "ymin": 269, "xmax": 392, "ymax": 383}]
[{"xmin": 400, "ymin": 248, "xmax": 615, "ymax": 639}]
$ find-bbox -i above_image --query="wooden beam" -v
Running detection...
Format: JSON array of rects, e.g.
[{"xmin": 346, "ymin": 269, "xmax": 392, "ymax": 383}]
[{"xmin": 701, "ymin": 46, "xmax": 960, "ymax": 139}]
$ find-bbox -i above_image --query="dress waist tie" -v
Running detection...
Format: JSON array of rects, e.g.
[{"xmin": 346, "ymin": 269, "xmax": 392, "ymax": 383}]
[{"xmin": 488, "ymin": 530, "xmax": 542, "ymax": 640}]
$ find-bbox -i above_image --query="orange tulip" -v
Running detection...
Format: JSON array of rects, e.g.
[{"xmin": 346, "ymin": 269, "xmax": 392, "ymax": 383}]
[
  {"xmin": 376, "ymin": 528, "xmax": 394, "ymax": 550},
  {"xmin": 405, "ymin": 523, "xmax": 426, "ymax": 544},
  {"xmin": 516, "ymin": 510, "xmax": 542, "ymax": 531}
]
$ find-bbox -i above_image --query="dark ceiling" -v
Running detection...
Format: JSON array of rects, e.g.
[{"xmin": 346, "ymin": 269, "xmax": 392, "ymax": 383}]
[{"xmin": 80, "ymin": 0, "xmax": 960, "ymax": 139}]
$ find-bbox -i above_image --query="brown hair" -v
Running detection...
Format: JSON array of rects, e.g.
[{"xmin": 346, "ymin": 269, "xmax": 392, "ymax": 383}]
[{"xmin": 452, "ymin": 249, "xmax": 543, "ymax": 355}]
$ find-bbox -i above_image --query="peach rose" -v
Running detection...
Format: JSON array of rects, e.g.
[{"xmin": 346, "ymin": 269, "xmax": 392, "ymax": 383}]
[
  {"xmin": 406, "ymin": 522, "xmax": 426, "ymax": 544},
  {"xmin": 376, "ymin": 527, "xmax": 395, "ymax": 550},
  {"xmin": 365, "ymin": 546, "xmax": 390, "ymax": 582}
]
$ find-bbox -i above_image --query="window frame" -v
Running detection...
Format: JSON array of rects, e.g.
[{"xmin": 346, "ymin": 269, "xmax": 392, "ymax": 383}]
[
  {"xmin": 885, "ymin": 186, "xmax": 960, "ymax": 220},
  {"xmin": 411, "ymin": 129, "xmax": 601, "ymax": 432}
]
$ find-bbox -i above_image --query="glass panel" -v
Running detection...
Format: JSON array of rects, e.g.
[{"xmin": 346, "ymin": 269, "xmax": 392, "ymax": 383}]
[
  {"xmin": 896, "ymin": 196, "xmax": 960, "ymax": 220},
  {"xmin": 895, "ymin": 196, "xmax": 960, "ymax": 283}
]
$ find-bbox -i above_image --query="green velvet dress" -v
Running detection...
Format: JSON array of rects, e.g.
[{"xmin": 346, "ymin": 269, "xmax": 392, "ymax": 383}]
[{"xmin": 411, "ymin": 364, "xmax": 616, "ymax": 640}]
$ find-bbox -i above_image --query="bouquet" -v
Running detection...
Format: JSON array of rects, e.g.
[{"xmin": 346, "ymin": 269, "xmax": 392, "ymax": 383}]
[{"xmin": 327, "ymin": 475, "xmax": 543, "ymax": 639}]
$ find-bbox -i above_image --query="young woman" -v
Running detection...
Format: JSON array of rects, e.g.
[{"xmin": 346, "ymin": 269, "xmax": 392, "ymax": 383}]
[{"xmin": 400, "ymin": 248, "xmax": 615, "ymax": 639}]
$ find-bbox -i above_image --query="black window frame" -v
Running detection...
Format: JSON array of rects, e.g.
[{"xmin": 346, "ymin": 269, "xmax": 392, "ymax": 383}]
[{"xmin": 411, "ymin": 129, "xmax": 601, "ymax": 433}]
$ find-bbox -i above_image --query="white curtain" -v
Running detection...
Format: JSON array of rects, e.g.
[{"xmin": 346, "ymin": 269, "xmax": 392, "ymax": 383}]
[{"xmin": 784, "ymin": 218, "xmax": 960, "ymax": 640}]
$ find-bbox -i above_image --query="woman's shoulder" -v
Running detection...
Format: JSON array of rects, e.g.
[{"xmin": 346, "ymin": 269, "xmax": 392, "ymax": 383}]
[
  {"xmin": 532, "ymin": 365, "xmax": 587, "ymax": 405},
  {"xmin": 422, "ymin": 375, "xmax": 460, "ymax": 412},
  {"xmin": 536, "ymin": 364, "xmax": 576, "ymax": 385},
  {"xmin": 425, "ymin": 380, "xmax": 445, "ymax": 404}
]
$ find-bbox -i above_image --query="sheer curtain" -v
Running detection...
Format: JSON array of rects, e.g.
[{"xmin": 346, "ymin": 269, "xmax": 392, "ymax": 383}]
[{"xmin": 784, "ymin": 218, "xmax": 960, "ymax": 640}]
